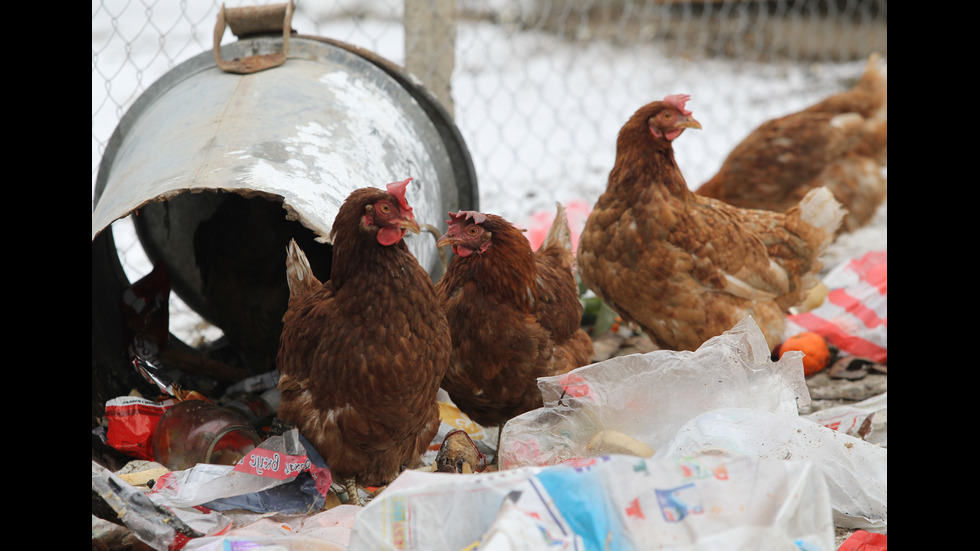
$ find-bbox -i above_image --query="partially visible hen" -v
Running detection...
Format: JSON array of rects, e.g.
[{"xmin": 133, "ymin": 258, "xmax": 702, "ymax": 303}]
[
  {"xmin": 578, "ymin": 95, "xmax": 844, "ymax": 352},
  {"xmin": 275, "ymin": 179, "xmax": 450, "ymax": 505},
  {"xmin": 193, "ymin": 192, "xmax": 332, "ymax": 373},
  {"xmin": 697, "ymin": 54, "xmax": 886, "ymax": 233},
  {"xmin": 435, "ymin": 203, "xmax": 594, "ymax": 430}
]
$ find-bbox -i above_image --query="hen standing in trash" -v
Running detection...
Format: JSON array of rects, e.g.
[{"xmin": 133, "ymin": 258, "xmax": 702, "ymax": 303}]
[
  {"xmin": 275, "ymin": 178, "xmax": 450, "ymax": 506},
  {"xmin": 577, "ymin": 94, "xmax": 844, "ymax": 352},
  {"xmin": 434, "ymin": 203, "xmax": 594, "ymax": 432}
]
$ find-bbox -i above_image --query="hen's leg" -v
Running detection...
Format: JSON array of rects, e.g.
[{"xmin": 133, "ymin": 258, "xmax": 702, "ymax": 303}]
[{"xmin": 344, "ymin": 476, "xmax": 362, "ymax": 506}]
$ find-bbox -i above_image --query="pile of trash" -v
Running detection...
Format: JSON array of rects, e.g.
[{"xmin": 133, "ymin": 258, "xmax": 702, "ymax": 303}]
[{"xmin": 92, "ymin": 252, "xmax": 886, "ymax": 550}]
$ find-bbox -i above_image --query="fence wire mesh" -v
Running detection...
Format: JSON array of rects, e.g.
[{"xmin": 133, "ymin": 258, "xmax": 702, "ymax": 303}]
[{"xmin": 92, "ymin": 0, "xmax": 886, "ymax": 346}]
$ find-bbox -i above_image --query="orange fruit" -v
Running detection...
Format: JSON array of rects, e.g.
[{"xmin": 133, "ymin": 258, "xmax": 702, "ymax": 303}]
[{"xmin": 779, "ymin": 331, "xmax": 830, "ymax": 376}]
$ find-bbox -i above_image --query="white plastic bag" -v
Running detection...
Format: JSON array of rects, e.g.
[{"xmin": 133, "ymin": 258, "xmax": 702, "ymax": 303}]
[
  {"xmin": 494, "ymin": 316, "xmax": 886, "ymax": 533},
  {"xmin": 660, "ymin": 407, "xmax": 886, "ymax": 531},
  {"xmin": 348, "ymin": 454, "xmax": 835, "ymax": 551},
  {"xmin": 498, "ymin": 316, "xmax": 810, "ymax": 469},
  {"xmin": 181, "ymin": 505, "xmax": 361, "ymax": 551},
  {"xmin": 803, "ymin": 392, "xmax": 887, "ymax": 447}
]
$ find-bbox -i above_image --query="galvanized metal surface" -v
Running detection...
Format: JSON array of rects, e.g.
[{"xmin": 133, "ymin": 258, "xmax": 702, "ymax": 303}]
[{"xmin": 93, "ymin": 35, "xmax": 474, "ymax": 272}]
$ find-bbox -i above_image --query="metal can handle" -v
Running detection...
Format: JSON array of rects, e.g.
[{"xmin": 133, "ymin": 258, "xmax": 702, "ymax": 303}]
[{"xmin": 213, "ymin": 1, "xmax": 294, "ymax": 74}]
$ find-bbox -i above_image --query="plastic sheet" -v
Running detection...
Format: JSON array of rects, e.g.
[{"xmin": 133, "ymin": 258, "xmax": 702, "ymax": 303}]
[
  {"xmin": 802, "ymin": 392, "xmax": 887, "ymax": 447},
  {"xmin": 180, "ymin": 505, "xmax": 362, "ymax": 551},
  {"xmin": 659, "ymin": 408, "xmax": 886, "ymax": 531},
  {"xmin": 785, "ymin": 251, "xmax": 886, "ymax": 363},
  {"xmin": 148, "ymin": 429, "xmax": 331, "ymax": 514},
  {"xmin": 496, "ymin": 317, "xmax": 885, "ymax": 532},
  {"xmin": 348, "ymin": 454, "xmax": 835, "ymax": 550},
  {"xmin": 498, "ymin": 316, "xmax": 810, "ymax": 469}
]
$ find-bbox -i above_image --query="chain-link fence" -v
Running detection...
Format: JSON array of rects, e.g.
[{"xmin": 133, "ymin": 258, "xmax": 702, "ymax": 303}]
[{"xmin": 92, "ymin": 0, "xmax": 886, "ymax": 347}]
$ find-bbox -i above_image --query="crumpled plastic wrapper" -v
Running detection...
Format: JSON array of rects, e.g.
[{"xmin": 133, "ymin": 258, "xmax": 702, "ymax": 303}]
[
  {"xmin": 803, "ymin": 392, "xmax": 887, "ymax": 447},
  {"xmin": 92, "ymin": 460, "xmax": 231, "ymax": 550},
  {"xmin": 147, "ymin": 429, "xmax": 326, "ymax": 513},
  {"xmin": 498, "ymin": 316, "xmax": 809, "ymax": 469}
]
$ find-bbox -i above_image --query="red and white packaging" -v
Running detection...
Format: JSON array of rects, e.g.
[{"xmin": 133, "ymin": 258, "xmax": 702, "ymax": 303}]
[
  {"xmin": 785, "ymin": 251, "xmax": 887, "ymax": 363},
  {"xmin": 105, "ymin": 395, "xmax": 176, "ymax": 460}
]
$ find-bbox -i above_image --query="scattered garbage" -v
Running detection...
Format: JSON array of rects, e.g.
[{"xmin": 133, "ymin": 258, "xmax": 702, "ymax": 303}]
[
  {"xmin": 148, "ymin": 429, "xmax": 331, "ymax": 514},
  {"xmin": 784, "ymin": 251, "xmax": 886, "ymax": 364},
  {"xmin": 349, "ymin": 454, "xmax": 836, "ymax": 550},
  {"xmin": 152, "ymin": 398, "xmax": 262, "ymax": 471},
  {"xmin": 498, "ymin": 317, "xmax": 886, "ymax": 532},
  {"xmin": 94, "ymin": 290, "xmax": 885, "ymax": 550},
  {"xmin": 837, "ymin": 529, "xmax": 887, "ymax": 551},
  {"xmin": 802, "ymin": 392, "xmax": 887, "ymax": 447}
]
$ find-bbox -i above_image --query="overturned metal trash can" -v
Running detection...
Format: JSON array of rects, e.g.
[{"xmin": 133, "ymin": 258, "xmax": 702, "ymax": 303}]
[{"xmin": 91, "ymin": 15, "xmax": 478, "ymax": 422}]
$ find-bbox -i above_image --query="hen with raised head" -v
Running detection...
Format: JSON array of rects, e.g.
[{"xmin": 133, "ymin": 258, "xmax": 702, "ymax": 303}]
[
  {"xmin": 577, "ymin": 95, "xmax": 844, "ymax": 352},
  {"xmin": 435, "ymin": 203, "xmax": 593, "ymax": 430},
  {"xmin": 697, "ymin": 54, "xmax": 886, "ymax": 233},
  {"xmin": 275, "ymin": 178, "xmax": 450, "ymax": 505}
]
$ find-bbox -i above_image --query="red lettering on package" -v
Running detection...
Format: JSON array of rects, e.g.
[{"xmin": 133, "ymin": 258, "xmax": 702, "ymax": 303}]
[{"xmin": 234, "ymin": 447, "xmax": 311, "ymax": 480}]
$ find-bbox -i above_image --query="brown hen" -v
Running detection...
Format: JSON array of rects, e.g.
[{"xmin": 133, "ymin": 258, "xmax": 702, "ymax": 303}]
[
  {"xmin": 577, "ymin": 95, "xmax": 844, "ymax": 352},
  {"xmin": 275, "ymin": 178, "xmax": 450, "ymax": 505},
  {"xmin": 434, "ymin": 203, "xmax": 593, "ymax": 431},
  {"xmin": 697, "ymin": 54, "xmax": 886, "ymax": 233}
]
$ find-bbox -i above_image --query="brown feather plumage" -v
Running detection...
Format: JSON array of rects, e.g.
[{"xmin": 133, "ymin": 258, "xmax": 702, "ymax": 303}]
[
  {"xmin": 697, "ymin": 54, "xmax": 886, "ymax": 233},
  {"xmin": 578, "ymin": 96, "xmax": 843, "ymax": 352},
  {"xmin": 435, "ymin": 203, "xmax": 593, "ymax": 428},
  {"xmin": 276, "ymin": 181, "xmax": 450, "ymax": 495}
]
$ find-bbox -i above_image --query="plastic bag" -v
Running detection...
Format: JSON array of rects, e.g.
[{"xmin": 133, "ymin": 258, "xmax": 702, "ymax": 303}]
[
  {"xmin": 498, "ymin": 316, "xmax": 810, "ymax": 469},
  {"xmin": 180, "ymin": 505, "xmax": 362, "ymax": 551},
  {"xmin": 348, "ymin": 454, "xmax": 835, "ymax": 551},
  {"xmin": 495, "ymin": 316, "xmax": 886, "ymax": 532},
  {"xmin": 659, "ymin": 408, "xmax": 886, "ymax": 531},
  {"xmin": 784, "ymin": 251, "xmax": 886, "ymax": 363},
  {"xmin": 149, "ymin": 429, "xmax": 331, "ymax": 514},
  {"xmin": 104, "ymin": 395, "xmax": 177, "ymax": 460},
  {"xmin": 92, "ymin": 460, "xmax": 232, "ymax": 551},
  {"xmin": 802, "ymin": 392, "xmax": 887, "ymax": 447}
]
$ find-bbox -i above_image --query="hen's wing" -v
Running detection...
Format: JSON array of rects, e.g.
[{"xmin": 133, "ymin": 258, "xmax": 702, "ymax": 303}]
[{"xmin": 439, "ymin": 278, "xmax": 556, "ymax": 427}]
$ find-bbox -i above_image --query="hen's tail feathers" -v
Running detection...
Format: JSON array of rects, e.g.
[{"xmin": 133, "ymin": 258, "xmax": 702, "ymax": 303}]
[
  {"xmin": 859, "ymin": 53, "xmax": 887, "ymax": 122},
  {"xmin": 541, "ymin": 202, "xmax": 573, "ymax": 253},
  {"xmin": 285, "ymin": 238, "xmax": 321, "ymax": 299},
  {"xmin": 798, "ymin": 187, "xmax": 846, "ymax": 240}
]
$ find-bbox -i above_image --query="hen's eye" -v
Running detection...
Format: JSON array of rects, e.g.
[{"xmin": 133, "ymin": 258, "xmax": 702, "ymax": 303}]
[
  {"xmin": 662, "ymin": 111, "xmax": 672, "ymax": 120},
  {"xmin": 466, "ymin": 226, "xmax": 479, "ymax": 236},
  {"xmin": 379, "ymin": 203, "xmax": 391, "ymax": 214}
]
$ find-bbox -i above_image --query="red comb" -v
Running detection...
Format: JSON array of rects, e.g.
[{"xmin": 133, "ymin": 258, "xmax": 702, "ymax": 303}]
[
  {"xmin": 446, "ymin": 210, "xmax": 487, "ymax": 225},
  {"xmin": 664, "ymin": 94, "xmax": 692, "ymax": 116},
  {"xmin": 386, "ymin": 177, "xmax": 413, "ymax": 214}
]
